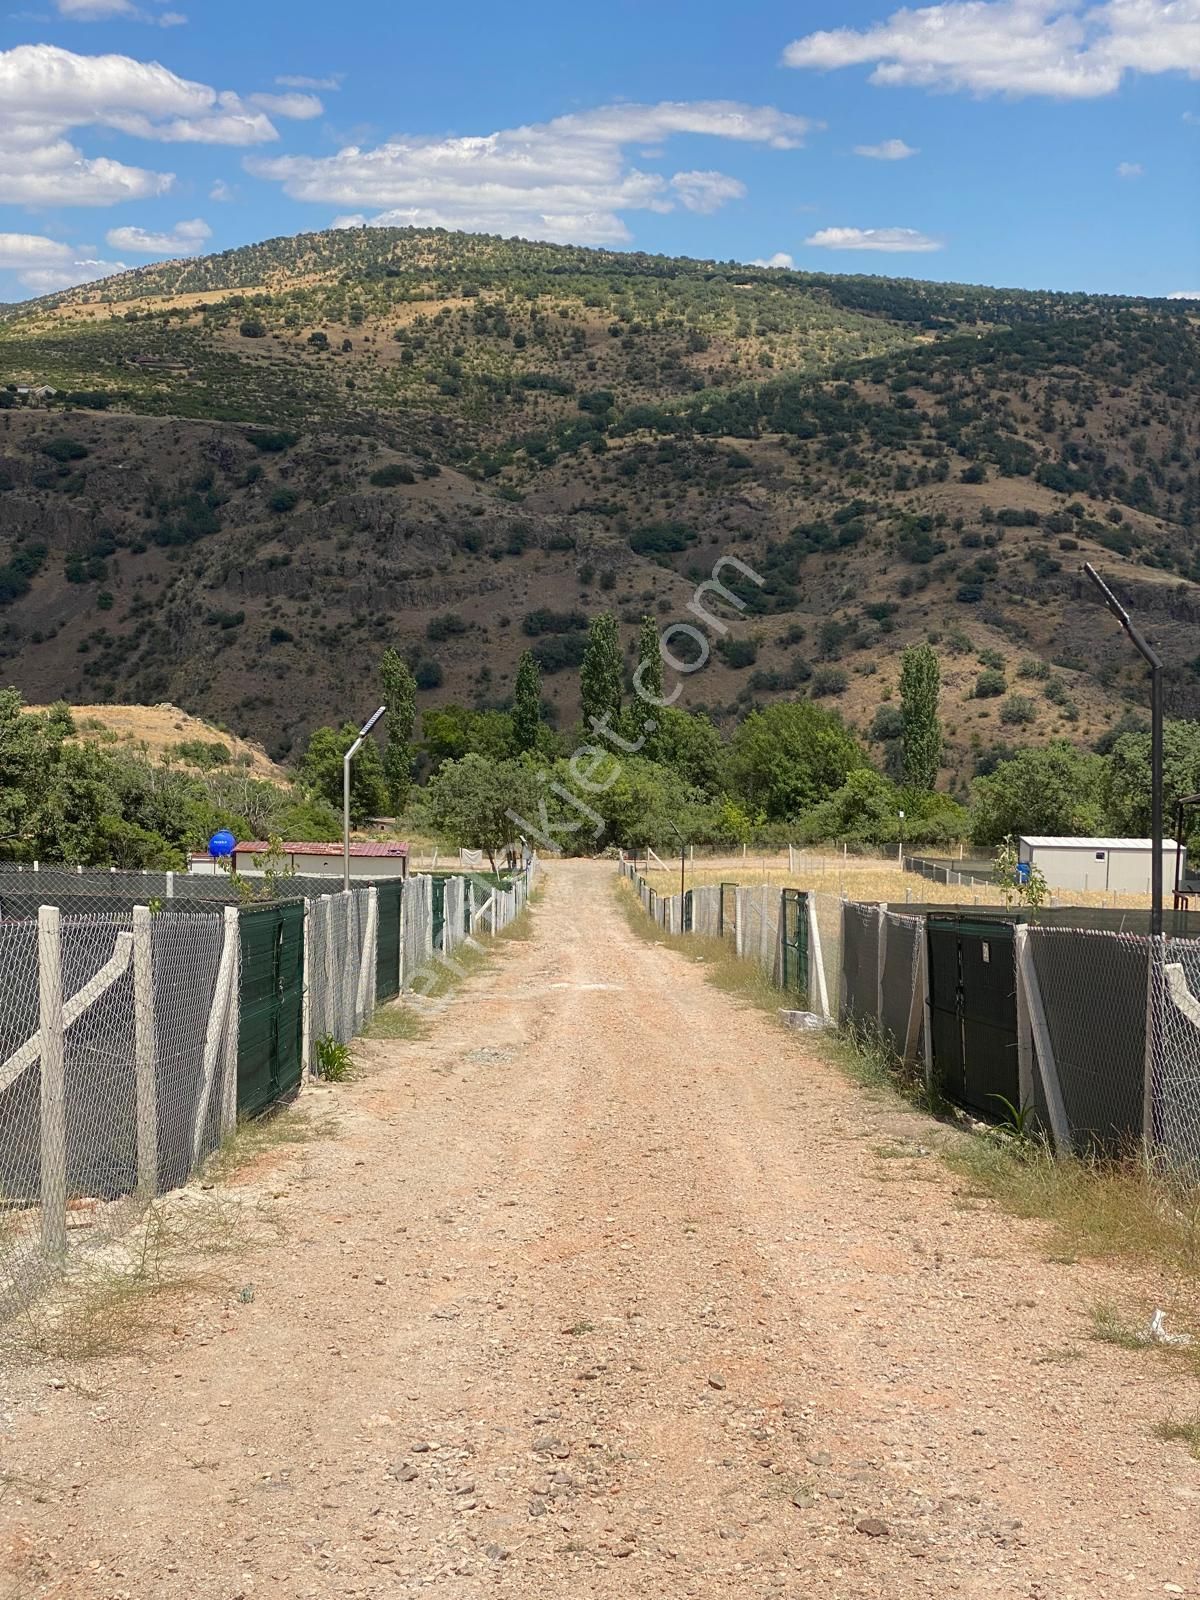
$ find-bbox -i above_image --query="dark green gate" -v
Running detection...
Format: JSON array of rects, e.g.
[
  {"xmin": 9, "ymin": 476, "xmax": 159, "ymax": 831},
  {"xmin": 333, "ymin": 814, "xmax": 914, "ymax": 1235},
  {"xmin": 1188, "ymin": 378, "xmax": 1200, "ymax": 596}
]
[
  {"xmin": 431, "ymin": 876, "xmax": 446, "ymax": 953},
  {"xmin": 375, "ymin": 880, "xmax": 403, "ymax": 1002},
  {"xmin": 237, "ymin": 901, "xmax": 304, "ymax": 1116},
  {"xmin": 780, "ymin": 889, "xmax": 809, "ymax": 1001},
  {"xmin": 682, "ymin": 890, "xmax": 694, "ymax": 933},
  {"xmin": 926, "ymin": 915, "xmax": 1019, "ymax": 1118}
]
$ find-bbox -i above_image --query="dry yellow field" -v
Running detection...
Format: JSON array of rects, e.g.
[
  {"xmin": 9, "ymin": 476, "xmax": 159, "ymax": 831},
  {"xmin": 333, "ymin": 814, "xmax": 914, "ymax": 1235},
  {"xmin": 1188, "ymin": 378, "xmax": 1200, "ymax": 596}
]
[{"xmin": 634, "ymin": 849, "xmax": 1153, "ymax": 911}]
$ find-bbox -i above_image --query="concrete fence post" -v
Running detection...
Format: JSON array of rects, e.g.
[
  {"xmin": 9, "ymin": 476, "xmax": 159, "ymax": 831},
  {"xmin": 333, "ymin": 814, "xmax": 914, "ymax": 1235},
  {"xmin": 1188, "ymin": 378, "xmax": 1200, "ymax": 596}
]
[
  {"xmin": 38, "ymin": 905, "xmax": 67, "ymax": 1260},
  {"xmin": 132, "ymin": 905, "xmax": 158, "ymax": 1201},
  {"xmin": 218, "ymin": 905, "xmax": 240, "ymax": 1141},
  {"xmin": 301, "ymin": 899, "xmax": 312, "ymax": 1078}
]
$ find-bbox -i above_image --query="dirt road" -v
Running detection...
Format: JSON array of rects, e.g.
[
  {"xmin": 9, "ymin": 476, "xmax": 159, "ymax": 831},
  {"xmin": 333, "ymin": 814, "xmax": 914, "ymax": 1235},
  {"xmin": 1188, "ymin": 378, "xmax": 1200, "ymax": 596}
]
[{"xmin": 2, "ymin": 861, "xmax": 1198, "ymax": 1599}]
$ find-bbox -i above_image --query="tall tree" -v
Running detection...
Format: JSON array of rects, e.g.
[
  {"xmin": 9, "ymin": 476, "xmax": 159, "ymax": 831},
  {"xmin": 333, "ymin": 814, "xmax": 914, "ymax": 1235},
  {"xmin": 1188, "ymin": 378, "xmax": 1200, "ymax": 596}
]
[
  {"xmin": 631, "ymin": 614, "xmax": 664, "ymax": 758},
  {"xmin": 580, "ymin": 612, "xmax": 623, "ymax": 730},
  {"xmin": 379, "ymin": 648, "xmax": 417, "ymax": 813},
  {"xmin": 634, "ymin": 615, "xmax": 663, "ymax": 704},
  {"xmin": 730, "ymin": 701, "xmax": 866, "ymax": 821},
  {"xmin": 511, "ymin": 650, "xmax": 542, "ymax": 754},
  {"xmin": 900, "ymin": 643, "xmax": 942, "ymax": 791},
  {"xmin": 300, "ymin": 724, "xmax": 389, "ymax": 826}
]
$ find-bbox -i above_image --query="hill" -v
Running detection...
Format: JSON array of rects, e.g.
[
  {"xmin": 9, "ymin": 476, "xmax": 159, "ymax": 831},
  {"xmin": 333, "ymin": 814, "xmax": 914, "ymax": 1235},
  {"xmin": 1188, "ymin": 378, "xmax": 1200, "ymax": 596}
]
[
  {"xmin": 0, "ymin": 227, "xmax": 1197, "ymax": 784},
  {"xmin": 24, "ymin": 701, "xmax": 287, "ymax": 782}
]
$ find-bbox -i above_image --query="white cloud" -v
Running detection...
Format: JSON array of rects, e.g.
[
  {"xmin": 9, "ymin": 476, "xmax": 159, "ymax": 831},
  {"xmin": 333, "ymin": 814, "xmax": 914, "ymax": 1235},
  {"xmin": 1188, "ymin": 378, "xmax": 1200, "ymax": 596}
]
[
  {"xmin": 1116, "ymin": 159, "xmax": 1144, "ymax": 176},
  {"xmin": 248, "ymin": 99, "xmax": 816, "ymax": 245},
  {"xmin": 276, "ymin": 73, "xmax": 343, "ymax": 90},
  {"xmin": 1167, "ymin": 288, "xmax": 1200, "ymax": 297},
  {"xmin": 54, "ymin": 0, "xmax": 187, "ymax": 22},
  {"xmin": 209, "ymin": 178, "xmax": 238, "ymax": 201},
  {"xmin": 0, "ymin": 231, "xmax": 75, "ymax": 268},
  {"xmin": 783, "ymin": 0, "xmax": 1200, "ymax": 100},
  {"xmin": 0, "ymin": 232, "xmax": 127, "ymax": 291},
  {"xmin": 249, "ymin": 91, "xmax": 324, "ymax": 120},
  {"xmin": 20, "ymin": 258, "xmax": 127, "ymax": 292},
  {"xmin": 0, "ymin": 43, "xmax": 286, "ymax": 206},
  {"xmin": 670, "ymin": 169, "xmax": 746, "ymax": 212},
  {"xmin": 854, "ymin": 137, "xmax": 919, "ymax": 159},
  {"xmin": 105, "ymin": 215, "xmax": 211, "ymax": 254},
  {"xmin": 750, "ymin": 251, "xmax": 797, "ymax": 268},
  {"xmin": 806, "ymin": 225, "xmax": 944, "ymax": 252}
]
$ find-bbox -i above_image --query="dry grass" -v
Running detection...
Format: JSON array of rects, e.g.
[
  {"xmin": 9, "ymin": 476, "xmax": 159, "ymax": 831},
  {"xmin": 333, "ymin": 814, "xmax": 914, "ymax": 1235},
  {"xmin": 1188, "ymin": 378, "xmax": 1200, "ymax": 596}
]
[
  {"xmin": 948, "ymin": 1135, "xmax": 1200, "ymax": 1297},
  {"xmin": 614, "ymin": 880, "xmax": 784, "ymax": 1017},
  {"xmin": 639, "ymin": 850, "xmax": 1152, "ymax": 911},
  {"xmin": 1153, "ymin": 1418, "xmax": 1200, "ymax": 1458},
  {"xmin": 2, "ymin": 1191, "xmax": 273, "ymax": 1365},
  {"xmin": 26, "ymin": 702, "xmax": 287, "ymax": 782},
  {"xmin": 366, "ymin": 1004, "xmax": 430, "ymax": 1041}
]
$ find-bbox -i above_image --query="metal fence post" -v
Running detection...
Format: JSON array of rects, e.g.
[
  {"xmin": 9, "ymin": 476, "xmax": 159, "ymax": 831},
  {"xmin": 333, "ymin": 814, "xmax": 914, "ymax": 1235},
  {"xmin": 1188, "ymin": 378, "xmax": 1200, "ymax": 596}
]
[
  {"xmin": 38, "ymin": 905, "xmax": 67, "ymax": 1260},
  {"xmin": 133, "ymin": 905, "xmax": 158, "ymax": 1201}
]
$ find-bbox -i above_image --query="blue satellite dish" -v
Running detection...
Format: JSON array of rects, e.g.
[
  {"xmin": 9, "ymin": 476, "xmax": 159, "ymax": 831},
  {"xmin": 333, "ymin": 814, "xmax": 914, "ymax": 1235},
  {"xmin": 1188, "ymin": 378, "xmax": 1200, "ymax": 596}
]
[{"xmin": 208, "ymin": 830, "xmax": 236, "ymax": 859}]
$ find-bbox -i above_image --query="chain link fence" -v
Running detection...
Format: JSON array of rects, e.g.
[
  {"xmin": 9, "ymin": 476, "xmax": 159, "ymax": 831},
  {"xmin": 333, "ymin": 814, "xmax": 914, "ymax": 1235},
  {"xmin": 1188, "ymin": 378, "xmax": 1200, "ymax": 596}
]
[
  {"xmin": 618, "ymin": 859, "xmax": 836, "ymax": 1021},
  {"xmin": 620, "ymin": 854, "xmax": 1200, "ymax": 1177},
  {"xmin": 0, "ymin": 858, "xmax": 540, "ymax": 1320},
  {"xmin": 0, "ymin": 907, "xmax": 236, "ymax": 1319}
]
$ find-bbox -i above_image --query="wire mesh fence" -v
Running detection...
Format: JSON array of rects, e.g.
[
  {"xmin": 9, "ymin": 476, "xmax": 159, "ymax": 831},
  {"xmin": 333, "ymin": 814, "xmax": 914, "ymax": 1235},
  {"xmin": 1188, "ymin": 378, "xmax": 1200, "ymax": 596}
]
[
  {"xmin": 0, "ymin": 907, "xmax": 236, "ymax": 1319},
  {"xmin": 0, "ymin": 857, "xmax": 540, "ymax": 1320},
  {"xmin": 619, "ymin": 851, "xmax": 1200, "ymax": 1179},
  {"xmin": 618, "ymin": 858, "xmax": 834, "ymax": 1018}
]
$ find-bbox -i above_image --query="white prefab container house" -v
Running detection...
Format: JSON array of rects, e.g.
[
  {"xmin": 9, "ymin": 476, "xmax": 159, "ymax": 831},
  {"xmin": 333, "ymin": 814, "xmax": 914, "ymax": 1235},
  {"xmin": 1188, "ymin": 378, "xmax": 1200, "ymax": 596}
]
[
  {"xmin": 188, "ymin": 841, "xmax": 409, "ymax": 879},
  {"xmin": 1018, "ymin": 836, "xmax": 1182, "ymax": 895}
]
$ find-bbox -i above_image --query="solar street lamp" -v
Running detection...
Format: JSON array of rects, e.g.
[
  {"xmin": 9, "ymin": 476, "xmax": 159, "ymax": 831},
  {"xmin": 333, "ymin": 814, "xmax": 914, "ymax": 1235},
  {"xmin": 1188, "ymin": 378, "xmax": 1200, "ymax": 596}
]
[{"xmin": 343, "ymin": 706, "xmax": 386, "ymax": 891}]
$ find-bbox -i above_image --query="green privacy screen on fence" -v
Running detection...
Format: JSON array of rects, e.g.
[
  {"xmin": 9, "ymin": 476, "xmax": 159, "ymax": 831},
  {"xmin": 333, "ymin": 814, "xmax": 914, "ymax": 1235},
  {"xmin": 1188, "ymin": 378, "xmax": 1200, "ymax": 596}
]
[
  {"xmin": 375, "ymin": 880, "xmax": 403, "ymax": 1003},
  {"xmin": 237, "ymin": 902, "xmax": 304, "ymax": 1116},
  {"xmin": 780, "ymin": 889, "xmax": 809, "ymax": 1001}
]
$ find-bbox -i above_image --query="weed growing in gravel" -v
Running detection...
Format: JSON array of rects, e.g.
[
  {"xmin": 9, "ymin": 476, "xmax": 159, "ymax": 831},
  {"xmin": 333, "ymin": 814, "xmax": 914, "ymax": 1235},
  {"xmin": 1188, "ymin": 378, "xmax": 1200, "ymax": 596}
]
[
  {"xmin": 205, "ymin": 1103, "xmax": 334, "ymax": 1186},
  {"xmin": 950, "ymin": 1139, "xmax": 1200, "ymax": 1284},
  {"xmin": 3, "ymin": 1193, "xmax": 274, "ymax": 1365},
  {"xmin": 366, "ymin": 1005, "xmax": 429, "ymax": 1041},
  {"xmin": 315, "ymin": 1034, "xmax": 354, "ymax": 1081},
  {"xmin": 1089, "ymin": 1303, "xmax": 1153, "ymax": 1350},
  {"xmin": 1153, "ymin": 1419, "xmax": 1200, "ymax": 1458}
]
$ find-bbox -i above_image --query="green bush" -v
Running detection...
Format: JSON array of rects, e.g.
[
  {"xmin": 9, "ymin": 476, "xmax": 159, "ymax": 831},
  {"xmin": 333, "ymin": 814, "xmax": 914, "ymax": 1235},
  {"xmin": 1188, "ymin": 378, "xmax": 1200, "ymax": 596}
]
[
  {"xmin": 370, "ymin": 463, "xmax": 416, "ymax": 487},
  {"xmin": 1000, "ymin": 694, "xmax": 1037, "ymax": 726}
]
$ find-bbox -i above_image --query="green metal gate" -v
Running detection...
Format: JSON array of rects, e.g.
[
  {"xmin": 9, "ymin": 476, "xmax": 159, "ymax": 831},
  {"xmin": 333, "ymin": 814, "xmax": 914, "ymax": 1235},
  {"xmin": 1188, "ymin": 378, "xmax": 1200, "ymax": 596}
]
[
  {"xmin": 237, "ymin": 901, "xmax": 304, "ymax": 1116},
  {"xmin": 431, "ymin": 876, "xmax": 446, "ymax": 953},
  {"xmin": 780, "ymin": 889, "xmax": 809, "ymax": 1001},
  {"xmin": 682, "ymin": 889, "xmax": 694, "ymax": 933},
  {"xmin": 375, "ymin": 880, "xmax": 402, "ymax": 1002},
  {"xmin": 926, "ymin": 915, "xmax": 1019, "ymax": 1118}
]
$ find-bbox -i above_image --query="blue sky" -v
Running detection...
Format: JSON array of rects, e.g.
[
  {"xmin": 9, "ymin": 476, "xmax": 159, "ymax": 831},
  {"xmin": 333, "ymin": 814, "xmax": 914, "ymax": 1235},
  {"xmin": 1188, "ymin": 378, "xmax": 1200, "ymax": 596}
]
[{"xmin": 0, "ymin": 0, "xmax": 1197, "ymax": 304}]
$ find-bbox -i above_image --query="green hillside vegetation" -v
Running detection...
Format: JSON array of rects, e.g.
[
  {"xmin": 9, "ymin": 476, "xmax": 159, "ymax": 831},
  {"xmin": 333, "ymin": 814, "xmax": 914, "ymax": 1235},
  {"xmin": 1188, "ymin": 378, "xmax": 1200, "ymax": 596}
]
[{"xmin": 0, "ymin": 226, "xmax": 1197, "ymax": 801}]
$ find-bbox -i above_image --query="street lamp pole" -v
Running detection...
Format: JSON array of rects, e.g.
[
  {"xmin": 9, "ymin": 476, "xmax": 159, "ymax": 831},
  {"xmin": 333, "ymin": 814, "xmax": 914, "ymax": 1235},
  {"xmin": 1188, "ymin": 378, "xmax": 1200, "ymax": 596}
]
[
  {"xmin": 343, "ymin": 705, "xmax": 387, "ymax": 892},
  {"xmin": 1082, "ymin": 564, "xmax": 1163, "ymax": 939}
]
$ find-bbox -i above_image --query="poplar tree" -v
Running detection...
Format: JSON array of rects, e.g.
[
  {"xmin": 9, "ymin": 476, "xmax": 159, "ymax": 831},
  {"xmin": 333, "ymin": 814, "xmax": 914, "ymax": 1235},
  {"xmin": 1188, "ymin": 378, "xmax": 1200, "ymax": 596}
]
[
  {"xmin": 379, "ymin": 648, "xmax": 417, "ymax": 813},
  {"xmin": 580, "ymin": 612, "xmax": 623, "ymax": 730},
  {"xmin": 900, "ymin": 643, "xmax": 942, "ymax": 791},
  {"xmin": 511, "ymin": 650, "xmax": 542, "ymax": 754}
]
